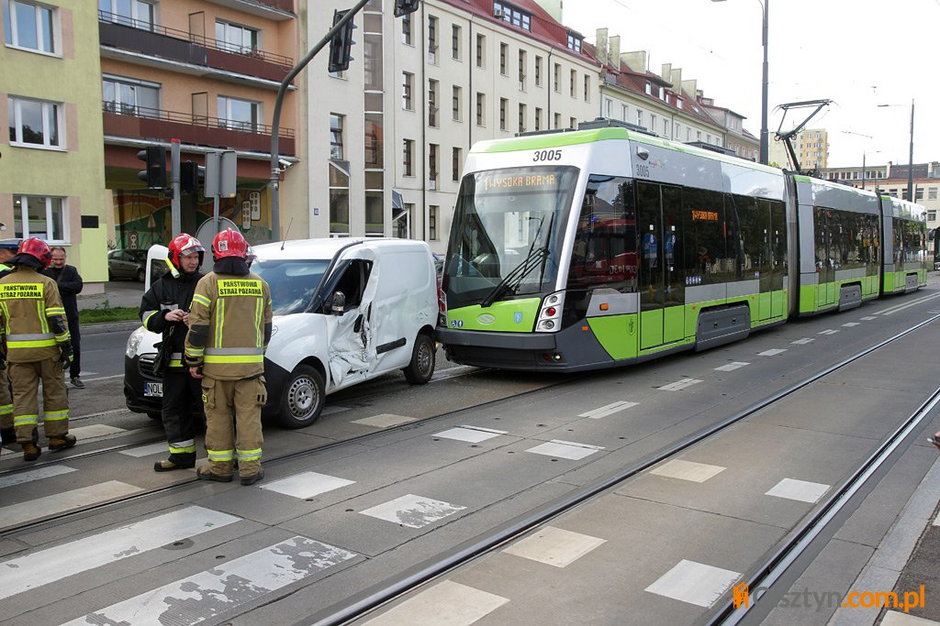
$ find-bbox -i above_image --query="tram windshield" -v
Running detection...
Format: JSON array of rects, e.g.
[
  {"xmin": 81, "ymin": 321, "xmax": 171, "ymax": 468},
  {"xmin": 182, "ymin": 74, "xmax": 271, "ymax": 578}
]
[{"xmin": 444, "ymin": 166, "xmax": 579, "ymax": 309}]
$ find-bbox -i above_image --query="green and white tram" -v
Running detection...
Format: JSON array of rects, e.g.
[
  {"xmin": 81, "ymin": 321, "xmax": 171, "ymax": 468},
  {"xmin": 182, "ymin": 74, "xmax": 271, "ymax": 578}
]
[{"xmin": 437, "ymin": 121, "xmax": 928, "ymax": 372}]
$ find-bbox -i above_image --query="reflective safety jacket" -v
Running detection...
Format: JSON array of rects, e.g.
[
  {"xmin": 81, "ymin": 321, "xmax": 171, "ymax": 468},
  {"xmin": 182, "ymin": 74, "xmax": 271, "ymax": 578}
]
[
  {"xmin": 184, "ymin": 271, "xmax": 272, "ymax": 380},
  {"xmin": 0, "ymin": 266, "xmax": 69, "ymax": 362}
]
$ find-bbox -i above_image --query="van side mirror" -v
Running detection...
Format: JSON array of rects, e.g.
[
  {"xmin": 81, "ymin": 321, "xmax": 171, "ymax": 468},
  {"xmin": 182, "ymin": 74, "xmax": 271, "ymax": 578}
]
[{"xmin": 331, "ymin": 291, "xmax": 346, "ymax": 315}]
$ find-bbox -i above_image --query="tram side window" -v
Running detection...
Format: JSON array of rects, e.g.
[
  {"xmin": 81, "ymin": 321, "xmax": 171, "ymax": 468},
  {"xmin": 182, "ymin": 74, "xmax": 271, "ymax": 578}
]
[
  {"xmin": 813, "ymin": 207, "xmax": 834, "ymax": 280},
  {"xmin": 734, "ymin": 194, "xmax": 766, "ymax": 277},
  {"xmin": 682, "ymin": 188, "xmax": 727, "ymax": 284},
  {"xmin": 768, "ymin": 199, "xmax": 787, "ymax": 276},
  {"xmin": 566, "ymin": 176, "xmax": 637, "ymax": 293}
]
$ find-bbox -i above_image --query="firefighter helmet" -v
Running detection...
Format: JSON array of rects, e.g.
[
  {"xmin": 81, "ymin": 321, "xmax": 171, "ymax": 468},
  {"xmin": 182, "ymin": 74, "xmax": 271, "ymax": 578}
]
[
  {"xmin": 17, "ymin": 237, "xmax": 52, "ymax": 268},
  {"xmin": 168, "ymin": 233, "xmax": 205, "ymax": 269},
  {"xmin": 212, "ymin": 228, "xmax": 248, "ymax": 260}
]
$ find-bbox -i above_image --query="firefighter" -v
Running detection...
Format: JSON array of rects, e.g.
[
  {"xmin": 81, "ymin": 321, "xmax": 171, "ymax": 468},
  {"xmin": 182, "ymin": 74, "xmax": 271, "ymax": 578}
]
[
  {"xmin": 140, "ymin": 234, "xmax": 205, "ymax": 472},
  {"xmin": 184, "ymin": 229, "xmax": 272, "ymax": 485},
  {"xmin": 0, "ymin": 239, "xmax": 20, "ymax": 449},
  {"xmin": 0, "ymin": 238, "xmax": 74, "ymax": 461}
]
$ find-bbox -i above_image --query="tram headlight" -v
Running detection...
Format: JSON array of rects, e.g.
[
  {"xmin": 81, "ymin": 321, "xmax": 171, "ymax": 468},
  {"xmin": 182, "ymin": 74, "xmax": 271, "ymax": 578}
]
[{"xmin": 535, "ymin": 290, "xmax": 564, "ymax": 333}]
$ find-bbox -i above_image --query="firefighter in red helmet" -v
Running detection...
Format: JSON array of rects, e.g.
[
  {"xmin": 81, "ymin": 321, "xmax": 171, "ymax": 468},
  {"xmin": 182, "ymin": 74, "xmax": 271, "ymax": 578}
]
[
  {"xmin": 185, "ymin": 229, "xmax": 272, "ymax": 485},
  {"xmin": 0, "ymin": 237, "xmax": 74, "ymax": 461},
  {"xmin": 139, "ymin": 233, "xmax": 206, "ymax": 471}
]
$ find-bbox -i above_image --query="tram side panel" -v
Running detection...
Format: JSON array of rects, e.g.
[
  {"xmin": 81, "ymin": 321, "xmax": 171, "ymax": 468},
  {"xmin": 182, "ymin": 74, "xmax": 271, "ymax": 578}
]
[
  {"xmin": 791, "ymin": 175, "xmax": 882, "ymax": 316},
  {"xmin": 880, "ymin": 194, "xmax": 929, "ymax": 295}
]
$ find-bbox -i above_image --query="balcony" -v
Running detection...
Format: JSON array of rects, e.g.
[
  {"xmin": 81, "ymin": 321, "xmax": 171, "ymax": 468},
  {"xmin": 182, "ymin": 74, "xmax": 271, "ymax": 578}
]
[
  {"xmin": 205, "ymin": 0, "xmax": 295, "ymax": 19},
  {"xmin": 103, "ymin": 104, "xmax": 295, "ymax": 156},
  {"xmin": 99, "ymin": 12, "xmax": 293, "ymax": 85}
]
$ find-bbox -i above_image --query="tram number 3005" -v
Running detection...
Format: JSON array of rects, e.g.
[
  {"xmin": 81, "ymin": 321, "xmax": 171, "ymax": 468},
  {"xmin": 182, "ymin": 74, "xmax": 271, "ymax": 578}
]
[{"xmin": 533, "ymin": 149, "xmax": 563, "ymax": 162}]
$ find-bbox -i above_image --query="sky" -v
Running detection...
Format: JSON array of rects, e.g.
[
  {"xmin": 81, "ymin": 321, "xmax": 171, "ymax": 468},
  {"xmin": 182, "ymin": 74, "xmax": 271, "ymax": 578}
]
[{"xmin": 561, "ymin": 0, "xmax": 937, "ymax": 168}]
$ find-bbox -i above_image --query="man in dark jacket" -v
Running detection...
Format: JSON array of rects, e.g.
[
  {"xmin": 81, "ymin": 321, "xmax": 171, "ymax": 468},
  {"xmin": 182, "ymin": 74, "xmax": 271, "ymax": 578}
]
[
  {"xmin": 44, "ymin": 247, "xmax": 84, "ymax": 388},
  {"xmin": 140, "ymin": 234, "xmax": 206, "ymax": 471}
]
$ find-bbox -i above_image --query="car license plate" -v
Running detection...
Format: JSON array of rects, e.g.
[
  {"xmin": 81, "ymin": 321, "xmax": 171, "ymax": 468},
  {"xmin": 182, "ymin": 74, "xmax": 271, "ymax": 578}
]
[{"xmin": 144, "ymin": 382, "xmax": 163, "ymax": 397}]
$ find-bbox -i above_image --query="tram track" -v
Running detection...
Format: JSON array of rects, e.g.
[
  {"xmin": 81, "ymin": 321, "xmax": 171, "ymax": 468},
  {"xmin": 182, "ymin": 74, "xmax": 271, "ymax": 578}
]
[{"xmin": 302, "ymin": 312, "xmax": 940, "ymax": 626}]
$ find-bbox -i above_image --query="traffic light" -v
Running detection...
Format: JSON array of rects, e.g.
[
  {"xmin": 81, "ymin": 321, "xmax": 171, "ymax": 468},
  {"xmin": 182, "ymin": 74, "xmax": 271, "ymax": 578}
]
[
  {"xmin": 136, "ymin": 145, "xmax": 167, "ymax": 189},
  {"xmin": 328, "ymin": 9, "xmax": 356, "ymax": 74},
  {"xmin": 180, "ymin": 161, "xmax": 205, "ymax": 195},
  {"xmin": 394, "ymin": 0, "xmax": 420, "ymax": 17}
]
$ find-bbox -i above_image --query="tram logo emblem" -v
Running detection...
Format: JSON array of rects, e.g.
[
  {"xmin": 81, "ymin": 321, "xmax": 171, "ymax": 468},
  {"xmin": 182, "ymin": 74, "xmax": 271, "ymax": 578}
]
[
  {"xmin": 477, "ymin": 313, "xmax": 496, "ymax": 325},
  {"xmin": 513, "ymin": 312, "xmax": 523, "ymax": 323}
]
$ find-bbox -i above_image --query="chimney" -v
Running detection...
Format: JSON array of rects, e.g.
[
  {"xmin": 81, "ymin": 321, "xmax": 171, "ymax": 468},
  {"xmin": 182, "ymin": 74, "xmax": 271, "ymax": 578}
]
[
  {"xmin": 609, "ymin": 35, "xmax": 621, "ymax": 68},
  {"xmin": 670, "ymin": 67, "xmax": 682, "ymax": 88},
  {"xmin": 681, "ymin": 79, "xmax": 697, "ymax": 97},
  {"xmin": 661, "ymin": 63, "xmax": 672, "ymax": 83},
  {"xmin": 595, "ymin": 28, "xmax": 608, "ymax": 65},
  {"xmin": 621, "ymin": 50, "xmax": 647, "ymax": 73}
]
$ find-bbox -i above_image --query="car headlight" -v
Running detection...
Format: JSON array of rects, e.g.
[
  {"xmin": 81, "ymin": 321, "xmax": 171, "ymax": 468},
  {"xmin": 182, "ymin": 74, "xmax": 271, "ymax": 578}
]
[{"xmin": 125, "ymin": 326, "xmax": 147, "ymax": 358}]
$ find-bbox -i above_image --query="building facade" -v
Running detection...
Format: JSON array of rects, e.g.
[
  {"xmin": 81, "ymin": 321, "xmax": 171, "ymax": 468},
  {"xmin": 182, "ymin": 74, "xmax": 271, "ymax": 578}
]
[
  {"xmin": 2, "ymin": 0, "xmax": 109, "ymax": 287},
  {"xmin": 768, "ymin": 128, "xmax": 829, "ymax": 171}
]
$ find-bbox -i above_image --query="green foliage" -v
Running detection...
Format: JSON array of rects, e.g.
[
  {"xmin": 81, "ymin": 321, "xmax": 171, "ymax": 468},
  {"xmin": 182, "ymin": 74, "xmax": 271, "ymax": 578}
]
[{"xmin": 79, "ymin": 299, "xmax": 139, "ymax": 324}]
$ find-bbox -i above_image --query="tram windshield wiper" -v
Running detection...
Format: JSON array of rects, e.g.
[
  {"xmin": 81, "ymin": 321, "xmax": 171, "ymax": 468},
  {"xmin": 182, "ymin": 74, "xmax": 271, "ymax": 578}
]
[{"xmin": 480, "ymin": 214, "xmax": 553, "ymax": 308}]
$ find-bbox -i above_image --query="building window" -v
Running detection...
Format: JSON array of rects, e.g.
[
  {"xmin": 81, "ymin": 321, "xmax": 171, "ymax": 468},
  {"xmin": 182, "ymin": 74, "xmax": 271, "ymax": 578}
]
[
  {"xmin": 452, "ymin": 147, "xmax": 462, "ymax": 181},
  {"xmin": 428, "ymin": 143, "xmax": 439, "ymax": 186},
  {"xmin": 452, "ymin": 85, "xmax": 462, "ymax": 121},
  {"xmin": 535, "ymin": 107, "xmax": 542, "ymax": 131},
  {"xmin": 5, "ymin": 0, "xmax": 56, "ymax": 53},
  {"xmin": 8, "ymin": 96, "xmax": 61, "ymax": 148},
  {"xmin": 102, "ymin": 75, "xmax": 159, "ymax": 117},
  {"xmin": 428, "ymin": 79, "xmax": 438, "ymax": 127},
  {"xmin": 499, "ymin": 42, "xmax": 508, "ymax": 75},
  {"xmin": 636, "ymin": 109, "xmax": 643, "ymax": 127},
  {"xmin": 518, "ymin": 103, "xmax": 526, "ymax": 133},
  {"xmin": 476, "ymin": 92, "xmax": 485, "ymax": 126},
  {"xmin": 451, "ymin": 24, "xmax": 461, "ymax": 60},
  {"xmin": 569, "ymin": 69, "xmax": 577, "ymax": 98},
  {"xmin": 98, "ymin": 0, "xmax": 153, "ymax": 31},
  {"xmin": 518, "ymin": 50, "xmax": 527, "ymax": 90},
  {"xmin": 476, "ymin": 33, "xmax": 485, "ymax": 67},
  {"xmin": 916, "ymin": 187, "xmax": 924, "ymax": 201},
  {"xmin": 650, "ymin": 114, "xmax": 657, "ymax": 133},
  {"xmin": 534, "ymin": 55, "xmax": 543, "ymax": 87},
  {"xmin": 566, "ymin": 32, "xmax": 582, "ymax": 52},
  {"xmin": 329, "ymin": 163, "xmax": 349, "ymax": 235},
  {"xmin": 553, "ymin": 63, "xmax": 561, "ymax": 93},
  {"xmin": 569, "ymin": 116, "xmax": 577, "ymax": 130},
  {"xmin": 554, "ymin": 112, "xmax": 561, "ymax": 129},
  {"xmin": 330, "ymin": 113, "xmax": 344, "ymax": 160},
  {"xmin": 494, "ymin": 1, "xmax": 531, "ymax": 30},
  {"xmin": 215, "ymin": 20, "xmax": 258, "ymax": 54},
  {"xmin": 583, "ymin": 75, "xmax": 590, "ymax": 102},
  {"xmin": 929, "ymin": 187, "xmax": 938, "ymax": 200},
  {"xmin": 402, "ymin": 72, "xmax": 413, "ymax": 110},
  {"xmin": 13, "ymin": 195, "xmax": 66, "ymax": 242},
  {"xmin": 427, "ymin": 15, "xmax": 438, "ymax": 64},
  {"xmin": 217, "ymin": 96, "xmax": 260, "ymax": 131},
  {"xmin": 401, "ymin": 11, "xmax": 412, "ymax": 45},
  {"xmin": 622, "ymin": 104, "xmax": 629, "ymax": 121},
  {"xmin": 403, "ymin": 139, "xmax": 414, "ymax": 177},
  {"xmin": 429, "ymin": 205, "xmax": 439, "ymax": 241},
  {"xmin": 499, "ymin": 98, "xmax": 507, "ymax": 130}
]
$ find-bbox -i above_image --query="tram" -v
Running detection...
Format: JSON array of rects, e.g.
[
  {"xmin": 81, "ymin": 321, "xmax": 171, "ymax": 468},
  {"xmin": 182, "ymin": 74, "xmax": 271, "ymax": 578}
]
[{"xmin": 437, "ymin": 119, "xmax": 929, "ymax": 372}]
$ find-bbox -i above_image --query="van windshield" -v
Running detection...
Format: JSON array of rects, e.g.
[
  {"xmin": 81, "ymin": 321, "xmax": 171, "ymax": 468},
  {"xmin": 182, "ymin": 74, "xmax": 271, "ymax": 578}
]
[{"xmin": 252, "ymin": 259, "xmax": 331, "ymax": 315}]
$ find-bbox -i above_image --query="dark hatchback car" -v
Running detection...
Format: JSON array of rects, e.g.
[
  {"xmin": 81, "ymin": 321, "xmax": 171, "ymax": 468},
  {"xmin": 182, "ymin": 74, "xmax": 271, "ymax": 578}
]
[{"xmin": 108, "ymin": 248, "xmax": 149, "ymax": 281}]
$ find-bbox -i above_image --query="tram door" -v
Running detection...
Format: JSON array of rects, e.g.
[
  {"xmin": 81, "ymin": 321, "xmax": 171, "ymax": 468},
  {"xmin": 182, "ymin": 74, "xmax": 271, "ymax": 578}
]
[{"xmin": 637, "ymin": 182, "xmax": 684, "ymax": 349}]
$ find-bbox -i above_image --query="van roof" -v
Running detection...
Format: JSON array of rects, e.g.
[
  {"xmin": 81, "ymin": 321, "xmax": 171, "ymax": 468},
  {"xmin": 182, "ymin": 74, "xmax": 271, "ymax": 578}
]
[{"xmin": 253, "ymin": 238, "xmax": 429, "ymax": 261}]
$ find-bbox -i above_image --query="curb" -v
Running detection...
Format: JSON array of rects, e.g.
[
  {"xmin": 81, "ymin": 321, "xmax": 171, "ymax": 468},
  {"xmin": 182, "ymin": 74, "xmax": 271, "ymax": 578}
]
[{"xmin": 82, "ymin": 320, "xmax": 140, "ymax": 336}]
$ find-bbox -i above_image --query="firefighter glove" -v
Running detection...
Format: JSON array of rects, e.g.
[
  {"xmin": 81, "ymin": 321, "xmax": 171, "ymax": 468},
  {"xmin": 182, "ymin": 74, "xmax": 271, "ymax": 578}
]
[{"xmin": 59, "ymin": 342, "xmax": 73, "ymax": 371}]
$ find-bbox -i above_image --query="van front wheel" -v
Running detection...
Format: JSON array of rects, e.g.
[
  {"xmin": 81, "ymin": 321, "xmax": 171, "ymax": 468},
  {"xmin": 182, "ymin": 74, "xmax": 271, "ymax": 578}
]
[
  {"xmin": 403, "ymin": 333, "xmax": 435, "ymax": 384},
  {"xmin": 278, "ymin": 365, "xmax": 325, "ymax": 429}
]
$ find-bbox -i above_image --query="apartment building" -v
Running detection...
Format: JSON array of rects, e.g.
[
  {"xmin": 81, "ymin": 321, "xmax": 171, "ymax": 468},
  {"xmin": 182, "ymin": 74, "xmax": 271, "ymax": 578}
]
[
  {"xmin": 97, "ymin": 0, "xmax": 298, "ymax": 251},
  {"xmin": 768, "ymin": 128, "xmax": 829, "ymax": 171},
  {"xmin": 2, "ymin": 0, "xmax": 109, "ymax": 287},
  {"xmin": 305, "ymin": 0, "xmax": 599, "ymax": 249}
]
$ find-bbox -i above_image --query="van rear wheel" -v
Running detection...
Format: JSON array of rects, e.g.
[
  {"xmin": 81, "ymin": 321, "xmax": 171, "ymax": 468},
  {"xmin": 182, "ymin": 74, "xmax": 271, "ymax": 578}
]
[
  {"xmin": 403, "ymin": 333, "xmax": 435, "ymax": 384},
  {"xmin": 278, "ymin": 365, "xmax": 325, "ymax": 429}
]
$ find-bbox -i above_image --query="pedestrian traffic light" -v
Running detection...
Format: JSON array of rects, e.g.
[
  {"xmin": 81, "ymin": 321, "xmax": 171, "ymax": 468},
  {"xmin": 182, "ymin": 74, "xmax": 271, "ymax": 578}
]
[
  {"xmin": 136, "ymin": 145, "xmax": 167, "ymax": 189},
  {"xmin": 394, "ymin": 0, "xmax": 420, "ymax": 16},
  {"xmin": 328, "ymin": 9, "xmax": 356, "ymax": 74},
  {"xmin": 180, "ymin": 161, "xmax": 205, "ymax": 195}
]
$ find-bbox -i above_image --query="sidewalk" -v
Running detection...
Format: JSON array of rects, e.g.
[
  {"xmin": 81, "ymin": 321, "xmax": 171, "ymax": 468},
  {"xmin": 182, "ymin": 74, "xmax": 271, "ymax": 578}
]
[{"xmin": 78, "ymin": 280, "xmax": 144, "ymax": 335}]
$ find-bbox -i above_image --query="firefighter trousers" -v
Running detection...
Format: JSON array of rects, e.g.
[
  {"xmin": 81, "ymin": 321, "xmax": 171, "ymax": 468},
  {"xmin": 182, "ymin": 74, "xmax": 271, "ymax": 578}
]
[
  {"xmin": 161, "ymin": 368, "xmax": 204, "ymax": 464},
  {"xmin": 9, "ymin": 359, "xmax": 69, "ymax": 442},
  {"xmin": 0, "ymin": 367, "xmax": 13, "ymax": 438},
  {"xmin": 202, "ymin": 376, "xmax": 265, "ymax": 477}
]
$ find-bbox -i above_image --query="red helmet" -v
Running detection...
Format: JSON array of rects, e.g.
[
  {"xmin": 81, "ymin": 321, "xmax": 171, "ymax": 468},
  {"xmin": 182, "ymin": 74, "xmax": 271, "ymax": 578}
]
[
  {"xmin": 212, "ymin": 228, "xmax": 248, "ymax": 260},
  {"xmin": 168, "ymin": 233, "xmax": 204, "ymax": 269},
  {"xmin": 17, "ymin": 237, "xmax": 52, "ymax": 268}
]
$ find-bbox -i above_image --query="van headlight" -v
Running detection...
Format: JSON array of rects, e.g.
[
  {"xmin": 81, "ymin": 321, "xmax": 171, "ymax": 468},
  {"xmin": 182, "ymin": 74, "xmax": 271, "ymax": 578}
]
[{"xmin": 125, "ymin": 326, "xmax": 147, "ymax": 358}]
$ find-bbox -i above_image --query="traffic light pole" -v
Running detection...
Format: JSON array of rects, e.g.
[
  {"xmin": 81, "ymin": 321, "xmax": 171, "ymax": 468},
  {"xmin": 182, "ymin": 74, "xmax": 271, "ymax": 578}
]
[
  {"xmin": 170, "ymin": 139, "xmax": 181, "ymax": 235},
  {"xmin": 268, "ymin": 0, "xmax": 371, "ymax": 241}
]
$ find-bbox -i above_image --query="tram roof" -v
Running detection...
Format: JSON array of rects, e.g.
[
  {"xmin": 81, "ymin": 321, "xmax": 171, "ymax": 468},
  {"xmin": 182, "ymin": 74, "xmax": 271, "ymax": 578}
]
[{"xmin": 470, "ymin": 126, "xmax": 783, "ymax": 176}]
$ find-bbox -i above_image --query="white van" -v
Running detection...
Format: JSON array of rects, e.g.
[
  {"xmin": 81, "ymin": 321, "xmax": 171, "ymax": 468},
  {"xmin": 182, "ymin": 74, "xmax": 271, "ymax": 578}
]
[{"xmin": 123, "ymin": 238, "xmax": 440, "ymax": 428}]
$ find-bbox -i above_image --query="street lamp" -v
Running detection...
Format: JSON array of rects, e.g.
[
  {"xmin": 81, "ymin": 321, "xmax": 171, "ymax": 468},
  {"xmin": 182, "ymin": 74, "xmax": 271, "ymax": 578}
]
[
  {"xmin": 877, "ymin": 99, "xmax": 915, "ymax": 202},
  {"xmin": 712, "ymin": 0, "xmax": 769, "ymax": 164}
]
